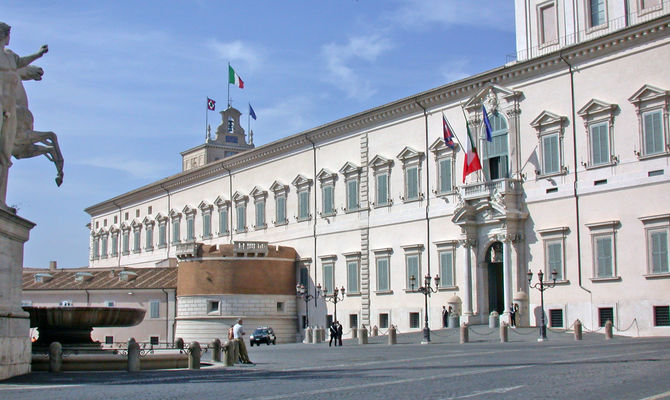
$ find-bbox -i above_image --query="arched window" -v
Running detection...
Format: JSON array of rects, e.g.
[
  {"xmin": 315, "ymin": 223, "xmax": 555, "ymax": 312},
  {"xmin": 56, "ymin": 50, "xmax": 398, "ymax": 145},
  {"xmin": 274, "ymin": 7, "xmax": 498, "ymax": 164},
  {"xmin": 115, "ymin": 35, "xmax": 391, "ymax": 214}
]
[{"xmin": 482, "ymin": 113, "xmax": 509, "ymax": 180}]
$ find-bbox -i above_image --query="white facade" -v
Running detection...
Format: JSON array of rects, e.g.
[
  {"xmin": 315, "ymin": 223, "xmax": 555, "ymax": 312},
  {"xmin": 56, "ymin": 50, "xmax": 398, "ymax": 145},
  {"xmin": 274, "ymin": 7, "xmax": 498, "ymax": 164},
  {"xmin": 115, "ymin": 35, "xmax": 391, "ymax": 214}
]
[{"xmin": 85, "ymin": 3, "xmax": 670, "ymax": 337}]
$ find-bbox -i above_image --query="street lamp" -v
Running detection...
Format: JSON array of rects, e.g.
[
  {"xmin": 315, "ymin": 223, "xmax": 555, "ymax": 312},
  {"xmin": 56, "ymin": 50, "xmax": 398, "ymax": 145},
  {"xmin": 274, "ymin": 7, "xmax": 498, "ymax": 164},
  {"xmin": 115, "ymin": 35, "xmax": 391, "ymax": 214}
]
[
  {"xmin": 318, "ymin": 283, "xmax": 345, "ymax": 323},
  {"xmin": 528, "ymin": 269, "xmax": 557, "ymax": 341},
  {"xmin": 410, "ymin": 273, "xmax": 440, "ymax": 343},
  {"xmin": 296, "ymin": 283, "xmax": 319, "ymax": 328}
]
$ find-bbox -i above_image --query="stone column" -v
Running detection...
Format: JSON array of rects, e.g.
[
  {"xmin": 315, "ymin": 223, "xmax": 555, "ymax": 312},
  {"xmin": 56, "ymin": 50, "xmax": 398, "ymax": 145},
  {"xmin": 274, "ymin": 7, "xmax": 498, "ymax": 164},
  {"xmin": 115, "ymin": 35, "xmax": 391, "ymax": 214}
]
[
  {"xmin": 460, "ymin": 239, "xmax": 476, "ymax": 317},
  {"xmin": 0, "ymin": 208, "xmax": 35, "ymax": 380},
  {"xmin": 501, "ymin": 235, "xmax": 513, "ymax": 324}
]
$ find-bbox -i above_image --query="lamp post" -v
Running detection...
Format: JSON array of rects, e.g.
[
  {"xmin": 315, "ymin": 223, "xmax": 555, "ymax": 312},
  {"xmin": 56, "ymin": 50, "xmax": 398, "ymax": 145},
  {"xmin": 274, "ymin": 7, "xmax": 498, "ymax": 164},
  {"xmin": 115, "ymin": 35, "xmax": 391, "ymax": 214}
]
[
  {"xmin": 527, "ymin": 269, "xmax": 557, "ymax": 341},
  {"xmin": 296, "ymin": 283, "xmax": 319, "ymax": 328},
  {"xmin": 318, "ymin": 284, "xmax": 345, "ymax": 323},
  {"xmin": 410, "ymin": 273, "xmax": 440, "ymax": 343}
]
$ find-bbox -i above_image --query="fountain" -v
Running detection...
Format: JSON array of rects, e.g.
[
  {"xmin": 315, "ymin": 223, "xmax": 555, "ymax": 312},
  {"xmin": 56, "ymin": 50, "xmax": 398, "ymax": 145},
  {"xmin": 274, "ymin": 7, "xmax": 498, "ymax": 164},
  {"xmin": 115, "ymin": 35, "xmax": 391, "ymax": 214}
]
[{"xmin": 24, "ymin": 306, "xmax": 146, "ymax": 347}]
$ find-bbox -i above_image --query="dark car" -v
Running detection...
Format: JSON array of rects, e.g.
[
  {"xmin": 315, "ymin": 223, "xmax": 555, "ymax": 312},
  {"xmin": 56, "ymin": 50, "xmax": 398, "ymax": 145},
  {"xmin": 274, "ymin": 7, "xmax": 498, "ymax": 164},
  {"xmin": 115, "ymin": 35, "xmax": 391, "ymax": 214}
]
[{"xmin": 249, "ymin": 327, "xmax": 276, "ymax": 346}]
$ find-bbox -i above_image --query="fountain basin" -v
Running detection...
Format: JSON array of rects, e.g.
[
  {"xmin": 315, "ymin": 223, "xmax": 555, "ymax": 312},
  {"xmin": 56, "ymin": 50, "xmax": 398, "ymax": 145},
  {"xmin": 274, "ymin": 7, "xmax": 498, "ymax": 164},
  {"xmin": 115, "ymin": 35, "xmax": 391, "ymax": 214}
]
[{"xmin": 23, "ymin": 306, "xmax": 146, "ymax": 346}]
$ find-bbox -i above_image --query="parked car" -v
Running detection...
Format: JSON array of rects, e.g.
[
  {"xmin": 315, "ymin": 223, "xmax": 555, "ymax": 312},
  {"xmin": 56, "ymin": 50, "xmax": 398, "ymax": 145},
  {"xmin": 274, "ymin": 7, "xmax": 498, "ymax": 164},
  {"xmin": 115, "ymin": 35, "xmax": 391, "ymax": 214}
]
[{"xmin": 249, "ymin": 326, "xmax": 276, "ymax": 346}]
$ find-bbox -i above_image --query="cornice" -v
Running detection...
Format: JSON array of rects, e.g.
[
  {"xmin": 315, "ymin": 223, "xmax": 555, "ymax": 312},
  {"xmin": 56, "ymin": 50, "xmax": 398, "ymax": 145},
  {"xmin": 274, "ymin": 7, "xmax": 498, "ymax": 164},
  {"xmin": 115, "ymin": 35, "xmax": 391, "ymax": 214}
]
[{"xmin": 85, "ymin": 15, "xmax": 670, "ymax": 217}]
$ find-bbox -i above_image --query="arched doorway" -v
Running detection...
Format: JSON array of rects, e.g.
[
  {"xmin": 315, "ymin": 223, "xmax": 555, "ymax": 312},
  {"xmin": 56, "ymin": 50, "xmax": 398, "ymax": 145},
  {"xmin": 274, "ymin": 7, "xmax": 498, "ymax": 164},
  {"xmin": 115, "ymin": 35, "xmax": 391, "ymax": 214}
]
[{"xmin": 485, "ymin": 242, "xmax": 505, "ymax": 314}]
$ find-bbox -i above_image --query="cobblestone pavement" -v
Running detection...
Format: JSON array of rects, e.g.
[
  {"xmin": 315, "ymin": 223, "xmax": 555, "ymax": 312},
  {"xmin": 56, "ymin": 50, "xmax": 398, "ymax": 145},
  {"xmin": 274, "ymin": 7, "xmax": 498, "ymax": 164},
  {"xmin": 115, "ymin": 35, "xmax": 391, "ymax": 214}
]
[{"xmin": 1, "ymin": 328, "xmax": 670, "ymax": 400}]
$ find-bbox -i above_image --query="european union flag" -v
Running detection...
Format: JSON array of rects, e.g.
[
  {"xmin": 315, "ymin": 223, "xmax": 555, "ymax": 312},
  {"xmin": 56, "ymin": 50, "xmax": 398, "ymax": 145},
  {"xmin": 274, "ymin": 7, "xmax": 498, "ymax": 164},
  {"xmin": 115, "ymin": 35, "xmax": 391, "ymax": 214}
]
[
  {"xmin": 249, "ymin": 103, "xmax": 257, "ymax": 120},
  {"xmin": 482, "ymin": 105, "xmax": 493, "ymax": 142}
]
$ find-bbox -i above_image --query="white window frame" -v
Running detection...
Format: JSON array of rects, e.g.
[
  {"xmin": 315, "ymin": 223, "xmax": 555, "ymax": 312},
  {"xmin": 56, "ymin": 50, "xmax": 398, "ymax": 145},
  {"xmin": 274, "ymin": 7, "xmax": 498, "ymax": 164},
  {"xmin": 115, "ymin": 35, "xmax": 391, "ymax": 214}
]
[
  {"xmin": 538, "ymin": 227, "xmax": 569, "ymax": 282},
  {"xmin": 397, "ymin": 147, "xmax": 424, "ymax": 203},
  {"xmin": 435, "ymin": 240, "xmax": 458, "ymax": 289},
  {"xmin": 169, "ymin": 210, "xmax": 181, "ymax": 245},
  {"xmin": 640, "ymin": 214, "xmax": 670, "ymax": 277},
  {"xmin": 270, "ymin": 181, "xmax": 290, "ymax": 225},
  {"xmin": 429, "ymin": 138, "xmax": 457, "ymax": 197},
  {"xmin": 586, "ymin": 0, "xmax": 608, "ymax": 31},
  {"xmin": 402, "ymin": 244, "xmax": 424, "ymax": 290},
  {"xmin": 156, "ymin": 214, "xmax": 168, "ymax": 248},
  {"xmin": 339, "ymin": 162, "xmax": 362, "ymax": 213},
  {"xmin": 232, "ymin": 192, "xmax": 249, "ymax": 233},
  {"xmin": 183, "ymin": 205, "xmax": 196, "ymax": 242},
  {"xmin": 110, "ymin": 228, "xmax": 119, "ymax": 256},
  {"xmin": 143, "ymin": 218, "xmax": 154, "ymax": 251},
  {"xmin": 629, "ymin": 84, "xmax": 670, "ymax": 159},
  {"xmin": 320, "ymin": 255, "xmax": 337, "ymax": 295},
  {"xmin": 131, "ymin": 221, "xmax": 142, "ymax": 254},
  {"xmin": 149, "ymin": 300, "xmax": 160, "ymax": 319},
  {"xmin": 250, "ymin": 187, "xmax": 268, "ymax": 230},
  {"xmin": 292, "ymin": 175, "xmax": 313, "ymax": 222},
  {"xmin": 373, "ymin": 248, "xmax": 393, "ymax": 293},
  {"xmin": 316, "ymin": 170, "xmax": 337, "ymax": 217},
  {"xmin": 344, "ymin": 253, "xmax": 361, "ymax": 295},
  {"xmin": 638, "ymin": 0, "xmax": 663, "ymax": 15},
  {"xmin": 369, "ymin": 155, "xmax": 393, "ymax": 207},
  {"xmin": 100, "ymin": 233, "xmax": 108, "ymax": 259},
  {"xmin": 577, "ymin": 99, "xmax": 618, "ymax": 169},
  {"xmin": 121, "ymin": 225, "xmax": 131, "ymax": 255},
  {"xmin": 214, "ymin": 197, "xmax": 230, "ymax": 236},
  {"xmin": 198, "ymin": 201, "xmax": 213, "ymax": 239},
  {"xmin": 537, "ymin": 1, "xmax": 558, "ymax": 46},
  {"xmin": 587, "ymin": 221, "xmax": 620, "ymax": 281}
]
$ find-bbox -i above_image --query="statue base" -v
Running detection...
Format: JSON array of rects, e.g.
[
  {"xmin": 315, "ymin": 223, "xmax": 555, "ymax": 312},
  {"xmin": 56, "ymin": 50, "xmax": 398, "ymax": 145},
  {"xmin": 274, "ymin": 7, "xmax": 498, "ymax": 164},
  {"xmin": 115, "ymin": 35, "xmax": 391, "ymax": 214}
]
[{"xmin": 0, "ymin": 207, "xmax": 35, "ymax": 380}]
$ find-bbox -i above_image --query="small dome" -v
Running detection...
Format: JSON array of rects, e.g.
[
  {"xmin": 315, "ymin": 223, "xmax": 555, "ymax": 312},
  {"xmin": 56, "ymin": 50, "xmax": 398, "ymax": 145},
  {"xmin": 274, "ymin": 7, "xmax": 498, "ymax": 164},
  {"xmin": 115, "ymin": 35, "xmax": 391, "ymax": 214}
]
[{"xmin": 447, "ymin": 295, "xmax": 462, "ymax": 304}]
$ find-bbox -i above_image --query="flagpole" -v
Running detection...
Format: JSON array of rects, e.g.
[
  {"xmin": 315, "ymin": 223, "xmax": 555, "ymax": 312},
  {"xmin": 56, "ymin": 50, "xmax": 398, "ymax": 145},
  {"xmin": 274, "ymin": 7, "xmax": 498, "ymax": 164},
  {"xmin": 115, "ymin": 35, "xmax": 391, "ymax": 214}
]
[
  {"xmin": 227, "ymin": 62, "xmax": 231, "ymax": 108},
  {"xmin": 205, "ymin": 97, "xmax": 209, "ymax": 142},
  {"xmin": 247, "ymin": 104, "xmax": 250, "ymax": 143}
]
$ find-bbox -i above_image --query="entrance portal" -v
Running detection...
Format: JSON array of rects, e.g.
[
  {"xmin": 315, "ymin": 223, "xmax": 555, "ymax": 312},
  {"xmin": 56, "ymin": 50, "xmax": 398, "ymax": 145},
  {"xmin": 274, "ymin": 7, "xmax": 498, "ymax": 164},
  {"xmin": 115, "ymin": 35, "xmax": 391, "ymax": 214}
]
[{"xmin": 486, "ymin": 242, "xmax": 505, "ymax": 314}]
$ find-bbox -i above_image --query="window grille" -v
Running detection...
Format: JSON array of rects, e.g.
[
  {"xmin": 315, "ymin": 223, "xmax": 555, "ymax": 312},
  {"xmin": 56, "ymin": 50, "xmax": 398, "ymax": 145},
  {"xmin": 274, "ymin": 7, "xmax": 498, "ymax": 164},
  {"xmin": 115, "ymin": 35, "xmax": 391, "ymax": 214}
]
[
  {"xmin": 654, "ymin": 306, "xmax": 670, "ymax": 327},
  {"xmin": 598, "ymin": 307, "xmax": 614, "ymax": 327},
  {"xmin": 549, "ymin": 309, "xmax": 564, "ymax": 328}
]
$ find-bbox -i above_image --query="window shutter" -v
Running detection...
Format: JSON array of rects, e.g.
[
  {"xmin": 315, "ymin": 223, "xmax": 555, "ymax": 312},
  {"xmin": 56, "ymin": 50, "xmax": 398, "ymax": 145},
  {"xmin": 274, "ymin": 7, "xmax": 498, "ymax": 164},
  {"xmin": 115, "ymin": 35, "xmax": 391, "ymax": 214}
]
[
  {"xmin": 543, "ymin": 135, "xmax": 559, "ymax": 173},
  {"xmin": 377, "ymin": 258, "xmax": 389, "ymax": 291},
  {"xmin": 347, "ymin": 261, "xmax": 359, "ymax": 293},
  {"xmin": 440, "ymin": 251, "xmax": 453, "ymax": 286},
  {"xmin": 651, "ymin": 231, "xmax": 669, "ymax": 273},
  {"xmin": 323, "ymin": 186, "xmax": 333, "ymax": 214},
  {"xmin": 407, "ymin": 167, "xmax": 418, "ymax": 199},
  {"xmin": 377, "ymin": 174, "xmax": 388, "ymax": 204},
  {"xmin": 347, "ymin": 180, "xmax": 358, "ymax": 210},
  {"xmin": 547, "ymin": 242, "xmax": 563, "ymax": 280},
  {"xmin": 439, "ymin": 160, "xmax": 452, "ymax": 193},
  {"xmin": 406, "ymin": 255, "xmax": 419, "ymax": 288},
  {"xmin": 596, "ymin": 237, "xmax": 613, "ymax": 277},
  {"xmin": 277, "ymin": 197, "xmax": 286, "ymax": 222}
]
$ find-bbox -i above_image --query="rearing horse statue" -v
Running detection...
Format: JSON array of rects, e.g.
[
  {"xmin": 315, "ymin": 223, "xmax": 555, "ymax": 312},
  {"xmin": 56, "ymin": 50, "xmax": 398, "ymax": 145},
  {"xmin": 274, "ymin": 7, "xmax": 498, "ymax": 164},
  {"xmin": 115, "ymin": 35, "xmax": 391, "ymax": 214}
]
[{"xmin": 13, "ymin": 65, "xmax": 63, "ymax": 186}]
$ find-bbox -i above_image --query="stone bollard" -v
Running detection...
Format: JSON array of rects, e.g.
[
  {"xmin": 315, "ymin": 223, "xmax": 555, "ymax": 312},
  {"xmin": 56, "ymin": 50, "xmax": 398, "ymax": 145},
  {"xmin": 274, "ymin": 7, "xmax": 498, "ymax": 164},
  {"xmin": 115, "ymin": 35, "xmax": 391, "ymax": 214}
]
[
  {"xmin": 371, "ymin": 325, "xmax": 378, "ymax": 337},
  {"xmin": 448, "ymin": 315, "xmax": 459, "ymax": 329},
  {"xmin": 188, "ymin": 341, "xmax": 201, "ymax": 369},
  {"xmin": 351, "ymin": 327, "xmax": 358, "ymax": 339},
  {"xmin": 49, "ymin": 342, "xmax": 62, "ymax": 373},
  {"xmin": 222, "ymin": 341, "xmax": 235, "ymax": 367},
  {"xmin": 211, "ymin": 338, "xmax": 222, "ymax": 362},
  {"xmin": 387, "ymin": 325, "xmax": 397, "ymax": 345},
  {"xmin": 605, "ymin": 320, "xmax": 613, "ymax": 340},
  {"xmin": 175, "ymin": 337, "xmax": 184, "ymax": 351},
  {"xmin": 489, "ymin": 311, "xmax": 499, "ymax": 328},
  {"xmin": 127, "ymin": 338, "xmax": 140, "ymax": 372},
  {"xmin": 312, "ymin": 327, "xmax": 322, "ymax": 344},
  {"xmin": 304, "ymin": 326, "xmax": 313, "ymax": 344},
  {"xmin": 358, "ymin": 326, "xmax": 368, "ymax": 345},
  {"xmin": 460, "ymin": 324, "xmax": 469, "ymax": 344},
  {"xmin": 574, "ymin": 319, "xmax": 583, "ymax": 341},
  {"xmin": 500, "ymin": 322, "xmax": 508, "ymax": 343}
]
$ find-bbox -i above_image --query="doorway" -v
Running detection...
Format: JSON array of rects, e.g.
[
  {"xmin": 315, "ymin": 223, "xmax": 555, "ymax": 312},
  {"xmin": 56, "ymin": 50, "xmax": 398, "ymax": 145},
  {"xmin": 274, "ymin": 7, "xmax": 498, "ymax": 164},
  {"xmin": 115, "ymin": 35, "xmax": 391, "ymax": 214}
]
[{"xmin": 486, "ymin": 242, "xmax": 505, "ymax": 314}]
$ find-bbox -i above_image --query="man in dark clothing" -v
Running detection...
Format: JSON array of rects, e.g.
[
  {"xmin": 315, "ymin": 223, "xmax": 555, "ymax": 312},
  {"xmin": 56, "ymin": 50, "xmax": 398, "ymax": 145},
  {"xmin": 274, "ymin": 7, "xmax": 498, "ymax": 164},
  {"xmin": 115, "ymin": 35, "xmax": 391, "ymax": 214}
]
[
  {"xmin": 442, "ymin": 306, "xmax": 449, "ymax": 328},
  {"xmin": 329, "ymin": 322, "xmax": 338, "ymax": 347},
  {"xmin": 336, "ymin": 321, "xmax": 343, "ymax": 346}
]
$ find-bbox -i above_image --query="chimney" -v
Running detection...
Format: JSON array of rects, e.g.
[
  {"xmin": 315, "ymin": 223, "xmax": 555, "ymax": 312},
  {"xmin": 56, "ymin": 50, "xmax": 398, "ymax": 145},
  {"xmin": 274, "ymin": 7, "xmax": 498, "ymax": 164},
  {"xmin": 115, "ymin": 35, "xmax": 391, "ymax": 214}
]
[{"xmin": 49, "ymin": 261, "xmax": 57, "ymax": 271}]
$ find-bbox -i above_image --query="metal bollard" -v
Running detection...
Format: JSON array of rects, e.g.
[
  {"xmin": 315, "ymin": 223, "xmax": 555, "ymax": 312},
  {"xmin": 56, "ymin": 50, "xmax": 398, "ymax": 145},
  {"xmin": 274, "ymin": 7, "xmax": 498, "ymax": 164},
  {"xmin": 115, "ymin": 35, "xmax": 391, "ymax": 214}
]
[
  {"xmin": 188, "ymin": 341, "xmax": 201, "ymax": 369},
  {"xmin": 127, "ymin": 338, "xmax": 140, "ymax": 372},
  {"xmin": 460, "ymin": 324, "xmax": 469, "ymax": 344},
  {"xmin": 304, "ymin": 326, "xmax": 313, "ymax": 343},
  {"xmin": 500, "ymin": 322, "xmax": 508, "ymax": 343},
  {"xmin": 387, "ymin": 325, "xmax": 397, "ymax": 345},
  {"xmin": 211, "ymin": 338, "xmax": 222, "ymax": 362},
  {"xmin": 605, "ymin": 320, "xmax": 613, "ymax": 340},
  {"xmin": 358, "ymin": 326, "xmax": 368, "ymax": 345},
  {"xmin": 49, "ymin": 342, "xmax": 62, "ymax": 373},
  {"xmin": 371, "ymin": 325, "xmax": 378, "ymax": 337},
  {"xmin": 574, "ymin": 319, "xmax": 583, "ymax": 340}
]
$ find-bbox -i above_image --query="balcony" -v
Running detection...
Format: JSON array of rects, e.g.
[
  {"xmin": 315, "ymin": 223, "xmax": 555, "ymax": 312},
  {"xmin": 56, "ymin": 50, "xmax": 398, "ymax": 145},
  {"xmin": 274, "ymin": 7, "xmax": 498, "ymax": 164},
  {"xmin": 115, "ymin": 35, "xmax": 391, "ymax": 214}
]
[
  {"xmin": 234, "ymin": 241, "xmax": 269, "ymax": 257},
  {"xmin": 461, "ymin": 178, "xmax": 521, "ymax": 201},
  {"xmin": 176, "ymin": 241, "xmax": 199, "ymax": 259}
]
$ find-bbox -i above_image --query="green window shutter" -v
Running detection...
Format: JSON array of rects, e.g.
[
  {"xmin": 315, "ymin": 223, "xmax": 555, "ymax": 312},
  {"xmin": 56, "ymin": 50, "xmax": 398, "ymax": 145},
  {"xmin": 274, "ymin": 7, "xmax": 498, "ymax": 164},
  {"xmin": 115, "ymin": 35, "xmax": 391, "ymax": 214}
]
[
  {"xmin": 323, "ymin": 263, "xmax": 334, "ymax": 294},
  {"xmin": 439, "ymin": 160, "xmax": 452, "ymax": 193},
  {"xmin": 219, "ymin": 209, "xmax": 228, "ymax": 234},
  {"xmin": 323, "ymin": 186, "xmax": 333, "ymax": 214},
  {"xmin": 377, "ymin": 258, "xmax": 389, "ymax": 291},
  {"xmin": 591, "ymin": 123, "xmax": 609, "ymax": 165},
  {"xmin": 651, "ymin": 231, "xmax": 669, "ymax": 273},
  {"xmin": 276, "ymin": 196, "xmax": 286, "ymax": 222},
  {"xmin": 644, "ymin": 111, "xmax": 663, "ymax": 155},
  {"xmin": 187, "ymin": 218, "xmax": 194, "ymax": 240},
  {"xmin": 203, "ymin": 214, "xmax": 211, "ymax": 236},
  {"xmin": 347, "ymin": 261, "xmax": 359, "ymax": 293},
  {"xmin": 376, "ymin": 174, "xmax": 388, "ymax": 205},
  {"xmin": 406, "ymin": 255, "xmax": 419, "ymax": 288},
  {"xmin": 543, "ymin": 134, "xmax": 559, "ymax": 174},
  {"xmin": 299, "ymin": 191, "xmax": 309, "ymax": 219},
  {"xmin": 439, "ymin": 251, "xmax": 453, "ymax": 287},
  {"xmin": 596, "ymin": 237, "xmax": 613, "ymax": 277},
  {"xmin": 236, "ymin": 205, "xmax": 245, "ymax": 231},
  {"xmin": 406, "ymin": 167, "xmax": 418, "ymax": 199},
  {"xmin": 347, "ymin": 180, "xmax": 358, "ymax": 210},
  {"xmin": 255, "ymin": 201, "xmax": 264, "ymax": 227},
  {"xmin": 547, "ymin": 242, "xmax": 563, "ymax": 280}
]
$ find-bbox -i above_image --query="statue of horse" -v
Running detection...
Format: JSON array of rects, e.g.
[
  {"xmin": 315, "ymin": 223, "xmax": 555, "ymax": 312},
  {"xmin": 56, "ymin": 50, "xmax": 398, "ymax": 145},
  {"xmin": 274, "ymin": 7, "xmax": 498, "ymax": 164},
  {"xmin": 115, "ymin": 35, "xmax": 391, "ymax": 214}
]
[{"xmin": 13, "ymin": 65, "xmax": 63, "ymax": 186}]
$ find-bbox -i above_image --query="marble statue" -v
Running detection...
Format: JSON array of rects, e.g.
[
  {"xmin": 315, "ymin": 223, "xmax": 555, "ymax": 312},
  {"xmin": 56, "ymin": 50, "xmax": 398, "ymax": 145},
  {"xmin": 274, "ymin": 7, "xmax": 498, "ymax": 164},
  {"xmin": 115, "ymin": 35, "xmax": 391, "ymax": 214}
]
[{"xmin": 0, "ymin": 22, "xmax": 51, "ymax": 207}]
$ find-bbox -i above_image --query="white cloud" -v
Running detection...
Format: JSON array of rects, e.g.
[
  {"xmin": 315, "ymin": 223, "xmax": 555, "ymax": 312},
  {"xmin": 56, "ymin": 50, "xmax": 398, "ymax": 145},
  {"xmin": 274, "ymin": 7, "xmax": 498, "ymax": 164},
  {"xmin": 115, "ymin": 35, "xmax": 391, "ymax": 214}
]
[
  {"xmin": 207, "ymin": 39, "xmax": 262, "ymax": 71},
  {"xmin": 385, "ymin": 0, "xmax": 514, "ymax": 32},
  {"xmin": 78, "ymin": 157, "xmax": 170, "ymax": 180},
  {"xmin": 321, "ymin": 35, "xmax": 393, "ymax": 100},
  {"xmin": 440, "ymin": 58, "xmax": 471, "ymax": 83}
]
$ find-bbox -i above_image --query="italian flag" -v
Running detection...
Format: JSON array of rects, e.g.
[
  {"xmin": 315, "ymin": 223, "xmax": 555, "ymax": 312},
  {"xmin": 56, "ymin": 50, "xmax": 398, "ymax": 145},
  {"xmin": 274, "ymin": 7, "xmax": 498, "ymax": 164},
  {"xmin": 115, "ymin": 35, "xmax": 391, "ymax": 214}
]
[
  {"xmin": 228, "ymin": 65, "xmax": 244, "ymax": 88},
  {"xmin": 462, "ymin": 122, "xmax": 482, "ymax": 182}
]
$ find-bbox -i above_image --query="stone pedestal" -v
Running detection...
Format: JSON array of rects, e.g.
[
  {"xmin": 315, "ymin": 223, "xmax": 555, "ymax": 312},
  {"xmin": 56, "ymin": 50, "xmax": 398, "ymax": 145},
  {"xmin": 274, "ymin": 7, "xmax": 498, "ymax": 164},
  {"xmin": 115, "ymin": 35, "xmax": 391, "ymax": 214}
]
[{"xmin": 0, "ymin": 208, "xmax": 35, "ymax": 380}]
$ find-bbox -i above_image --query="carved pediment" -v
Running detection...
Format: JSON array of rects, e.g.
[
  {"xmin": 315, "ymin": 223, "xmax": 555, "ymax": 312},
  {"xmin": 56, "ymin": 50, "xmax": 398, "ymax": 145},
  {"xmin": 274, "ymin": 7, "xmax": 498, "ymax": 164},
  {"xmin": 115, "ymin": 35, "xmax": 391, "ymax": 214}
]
[
  {"xmin": 577, "ymin": 99, "xmax": 618, "ymax": 118},
  {"xmin": 628, "ymin": 84, "xmax": 670, "ymax": 106},
  {"xmin": 316, "ymin": 169, "xmax": 338, "ymax": 183},
  {"xmin": 369, "ymin": 155, "xmax": 394, "ymax": 169},
  {"xmin": 232, "ymin": 191, "xmax": 249, "ymax": 203},
  {"xmin": 142, "ymin": 216, "xmax": 155, "ymax": 226},
  {"xmin": 182, "ymin": 204, "xmax": 196, "ymax": 215},
  {"xmin": 530, "ymin": 111, "xmax": 567, "ymax": 130},
  {"xmin": 168, "ymin": 209, "xmax": 181, "ymax": 219},
  {"xmin": 250, "ymin": 186, "xmax": 268, "ymax": 199},
  {"xmin": 429, "ymin": 137, "xmax": 459, "ymax": 155},
  {"xmin": 464, "ymin": 84, "xmax": 521, "ymax": 113},
  {"xmin": 292, "ymin": 174, "xmax": 313, "ymax": 188},
  {"xmin": 198, "ymin": 200, "xmax": 213, "ymax": 211},
  {"xmin": 339, "ymin": 162, "xmax": 362, "ymax": 176},
  {"xmin": 270, "ymin": 180, "xmax": 289, "ymax": 194},
  {"xmin": 396, "ymin": 147, "xmax": 424, "ymax": 163},
  {"xmin": 130, "ymin": 219, "xmax": 143, "ymax": 228},
  {"xmin": 214, "ymin": 195, "xmax": 229, "ymax": 207}
]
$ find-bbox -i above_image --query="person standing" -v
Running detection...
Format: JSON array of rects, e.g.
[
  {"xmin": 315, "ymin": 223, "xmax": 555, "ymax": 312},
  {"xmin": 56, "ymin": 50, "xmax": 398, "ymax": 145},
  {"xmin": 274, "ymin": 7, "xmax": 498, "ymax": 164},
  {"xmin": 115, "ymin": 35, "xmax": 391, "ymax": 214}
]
[
  {"xmin": 509, "ymin": 303, "xmax": 516, "ymax": 327},
  {"xmin": 336, "ymin": 321, "xmax": 343, "ymax": 346},
  {"xmin": 329, "ymin": 321, "xmax": 337, "ymax": 347},
  {"xmin": 442, "ymin": 306, "xmax": 449, "ymax": 328},
  {"xmin": 233, "ymin": 318, "xmax": 253, "ymax": 364}
]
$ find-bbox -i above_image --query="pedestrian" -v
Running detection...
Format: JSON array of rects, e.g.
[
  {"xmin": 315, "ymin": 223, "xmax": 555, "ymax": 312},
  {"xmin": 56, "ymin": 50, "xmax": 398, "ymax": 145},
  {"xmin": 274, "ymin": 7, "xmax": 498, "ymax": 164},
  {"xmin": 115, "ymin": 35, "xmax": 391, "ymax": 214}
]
[
  {"xmin": 336, "ymin": 321, "xmax": 343, "ymax": 346},
  {"xmin": 233, "ymin": 318, "xmax": 253, "ymax": 364},
  {"xmin": 442, "ymin": 305, "xmax": 449, "ymax": 328},
  {"xmin": 514, "ymin": 303, "xmax": 520, "ymax": 325},
  {"xmin": 329, "ymin": 321, "xmax": 338, "ymax": 347},
  {"xmin": 509, "ymin": 303, "xmax": 516, "ymax": 327}
]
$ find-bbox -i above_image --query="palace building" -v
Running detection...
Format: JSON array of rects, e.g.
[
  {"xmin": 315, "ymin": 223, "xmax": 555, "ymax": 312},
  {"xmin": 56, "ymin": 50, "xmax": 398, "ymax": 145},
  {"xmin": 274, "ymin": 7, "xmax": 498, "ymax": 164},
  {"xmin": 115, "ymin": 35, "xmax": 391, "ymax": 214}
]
[{"xmin": 38, "ymin": 1, "xmax": 670, "ymax": 342}]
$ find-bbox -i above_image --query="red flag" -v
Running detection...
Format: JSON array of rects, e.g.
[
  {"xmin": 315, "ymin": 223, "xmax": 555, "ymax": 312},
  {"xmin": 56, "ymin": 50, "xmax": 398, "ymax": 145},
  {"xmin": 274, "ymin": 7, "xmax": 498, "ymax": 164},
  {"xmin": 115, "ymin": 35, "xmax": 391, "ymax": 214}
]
[{"xmin": 442, "ymin": 115, "xmax": 456, "ymax": 149}]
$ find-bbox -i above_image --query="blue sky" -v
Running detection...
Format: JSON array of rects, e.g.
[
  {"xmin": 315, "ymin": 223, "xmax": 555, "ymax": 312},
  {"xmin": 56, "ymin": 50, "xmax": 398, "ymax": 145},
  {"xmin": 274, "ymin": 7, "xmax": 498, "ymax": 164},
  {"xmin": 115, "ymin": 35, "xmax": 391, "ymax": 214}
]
[{"xmin": 4, "ymin": 1, "xmax": 515, "ymax": 268}]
